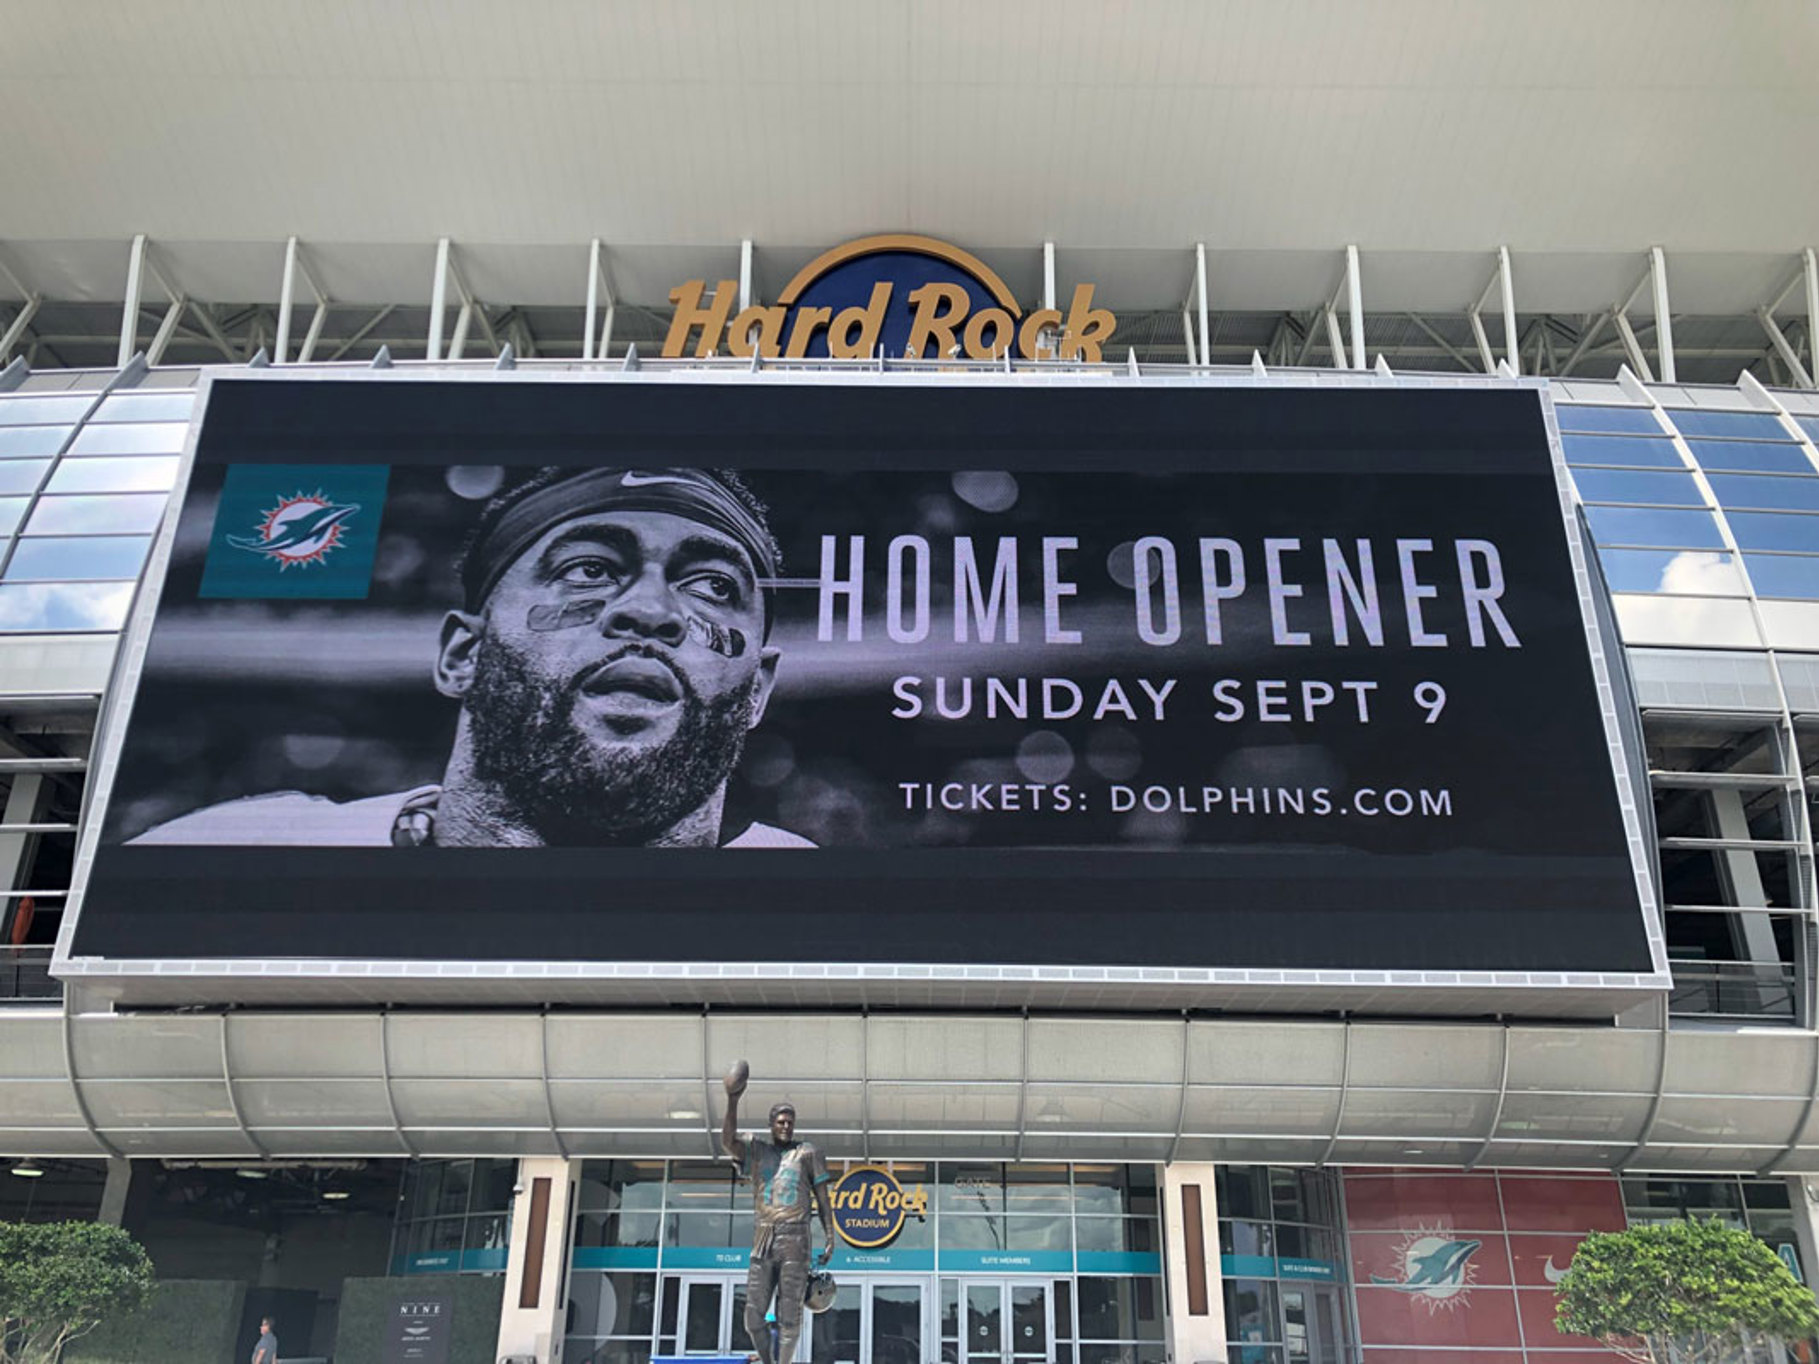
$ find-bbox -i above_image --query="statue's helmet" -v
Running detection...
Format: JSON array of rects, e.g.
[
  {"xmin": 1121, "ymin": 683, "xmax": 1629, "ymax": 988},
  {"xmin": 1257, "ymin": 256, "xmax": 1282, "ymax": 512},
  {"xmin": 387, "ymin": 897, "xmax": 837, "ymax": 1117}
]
[{"xmin": 804, "ymin": 1272, "xmax": 838, "ymax": 1314}]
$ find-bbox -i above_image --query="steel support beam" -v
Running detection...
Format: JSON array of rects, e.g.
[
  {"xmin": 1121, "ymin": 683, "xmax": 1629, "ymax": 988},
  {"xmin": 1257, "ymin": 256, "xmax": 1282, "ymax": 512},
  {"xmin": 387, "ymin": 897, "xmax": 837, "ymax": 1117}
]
[
  {"xmin": 275, "ymin": 236, "xmax": 299, "ymax": 365},
  {"xmin": 1759, "ymin": 308, "xmax": 1815, "ymax": 390},
  {"xmin": 0, "ymin": 297, "xmax": 41, "ymax": 365},
  {"xmin": 145, "ymin": 297, "xmax": 188, "ymax": 367},
  {"xmin": 1195, "ymin": 242, "xmax": 1210, "ymax": 370},
  {"xmin": 1181, "ymin": 309, "xmax": 1197, "ymax": 367},
  {"xmin": 1650, "ymin": 245, "xmax": 1677, "ymax": 384},
  {"xmin": 1806, "ymin": 248, "xmax": 1819, "ymax": 377},
  {"xmin": 738, "ymin": 238, "xmax": 754, "ymax": 313},
  {"xmin": 1345, "ymin": 244, "xmax": 1364, "ymax": 370},
  {"xmin": 1498, "ymin": 245, "xmax": 1519, "ymax": 369},
  {"xmin": 427, "ymin": 236, "xmax": 451, "ymax": 361},
  {"xmin": 1043, "ymin": 241, "xmax": 1057, "ymax": 312},
  {"xmin": 118, "ymin": 234, "xmax": 147, "ymax": 368}
]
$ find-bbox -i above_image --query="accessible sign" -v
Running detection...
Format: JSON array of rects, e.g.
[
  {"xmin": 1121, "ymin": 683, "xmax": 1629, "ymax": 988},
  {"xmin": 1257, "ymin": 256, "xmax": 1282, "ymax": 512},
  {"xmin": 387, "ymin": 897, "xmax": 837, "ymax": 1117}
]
[{"xmin": 66, "ymin": 376, "xmax": 1661, "ymax": 990}]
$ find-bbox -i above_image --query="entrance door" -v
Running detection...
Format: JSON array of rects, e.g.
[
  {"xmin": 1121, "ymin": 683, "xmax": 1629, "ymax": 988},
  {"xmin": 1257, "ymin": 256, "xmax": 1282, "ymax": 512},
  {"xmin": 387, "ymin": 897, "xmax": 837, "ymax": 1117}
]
[
  {"xmin": 862, "ymin": 1280, "xmax": 928, "ymax": 1364},
  {"xmin": 662, "ymin": 1273, "xmax": 813, "ymax": 1361},
  {"xmin": 960, "ymin": 1281, "xmax": 1052, "ymax": 1364},
  {"xmin": 1279, "ymin": 1285, "xmax": 1343, "ymax": 1364}
]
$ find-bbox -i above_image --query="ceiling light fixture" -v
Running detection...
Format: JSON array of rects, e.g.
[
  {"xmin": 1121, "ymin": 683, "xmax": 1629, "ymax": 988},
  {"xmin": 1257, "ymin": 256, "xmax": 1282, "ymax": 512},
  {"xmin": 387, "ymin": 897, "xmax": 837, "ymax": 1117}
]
[
  {"xmin": 235, "ymin": 1168, "xmax": 268, "ymax": 1180},
  {"xmin": 11, "ymin": 1159, "xmax": 44, "ymax": 1178},
  {"xmin": 321, "ymin": 1189, "xmax": 351, "ymax": 1201}
]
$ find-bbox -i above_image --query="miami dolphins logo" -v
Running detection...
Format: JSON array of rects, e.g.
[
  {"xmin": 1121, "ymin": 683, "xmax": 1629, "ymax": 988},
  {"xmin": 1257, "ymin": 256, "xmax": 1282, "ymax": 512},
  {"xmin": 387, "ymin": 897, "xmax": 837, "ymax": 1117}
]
[
  {"xmin": 1371, "ymin": 1233, "xmax": 1482, "ymax": 1310},
  {"xmin": 228, "ymin": 491, "xmax": 360, "ymax": 569}
]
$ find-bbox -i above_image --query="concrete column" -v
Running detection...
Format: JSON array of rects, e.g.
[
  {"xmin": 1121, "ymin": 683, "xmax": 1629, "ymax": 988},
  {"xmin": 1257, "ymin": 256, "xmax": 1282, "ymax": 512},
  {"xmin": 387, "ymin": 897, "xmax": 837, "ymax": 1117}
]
[
  {"xmin": 1162, "ymin": 1161, "xmax": 1227, "ymax": 1364},
  {"xmin": 97, "ymin": 1156, "xmax": 131, "ymax": 1227},
  {"xmin": 495, "ymin": 1157, "xmax": 580, "ymax": 1364}
]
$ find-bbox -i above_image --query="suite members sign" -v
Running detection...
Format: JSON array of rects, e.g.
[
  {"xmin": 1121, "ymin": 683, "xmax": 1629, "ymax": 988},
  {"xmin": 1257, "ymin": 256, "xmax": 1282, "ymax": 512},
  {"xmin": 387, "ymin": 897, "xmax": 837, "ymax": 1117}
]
[
  {"xmin": 662, "ymin": 233, "xmax": 1117, "ymax": 361},
  {"xmin": 70, "ymin": 378, "xmax": 1659, "ymax": 983}
]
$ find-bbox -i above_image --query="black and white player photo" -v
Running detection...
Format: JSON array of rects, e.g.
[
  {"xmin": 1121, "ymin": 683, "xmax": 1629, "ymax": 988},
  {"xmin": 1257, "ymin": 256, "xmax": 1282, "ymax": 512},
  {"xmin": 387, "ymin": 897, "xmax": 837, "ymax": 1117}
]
[{"xmin": 131, "ymin": 466, "xmax": 815, "ymax": 849}]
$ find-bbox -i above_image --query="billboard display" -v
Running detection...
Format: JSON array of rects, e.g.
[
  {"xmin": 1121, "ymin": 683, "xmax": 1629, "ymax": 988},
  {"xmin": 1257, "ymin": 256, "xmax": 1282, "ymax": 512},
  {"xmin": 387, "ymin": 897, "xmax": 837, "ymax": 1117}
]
[{"xmin": 64, "ymin": 376, "xmax": 1659, "ymax": 987}]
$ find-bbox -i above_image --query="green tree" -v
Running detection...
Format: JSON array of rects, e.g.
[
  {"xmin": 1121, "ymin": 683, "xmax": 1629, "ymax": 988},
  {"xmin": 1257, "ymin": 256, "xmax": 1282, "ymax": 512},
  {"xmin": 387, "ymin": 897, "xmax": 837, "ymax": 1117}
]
[
  {"xmin": 0, "ymin": 1221, "xmax": 155, "ymax": 1364},
  {"xmin": 1555, "ymin": 1217, "xmax": 1819, "ymax": 1364}
]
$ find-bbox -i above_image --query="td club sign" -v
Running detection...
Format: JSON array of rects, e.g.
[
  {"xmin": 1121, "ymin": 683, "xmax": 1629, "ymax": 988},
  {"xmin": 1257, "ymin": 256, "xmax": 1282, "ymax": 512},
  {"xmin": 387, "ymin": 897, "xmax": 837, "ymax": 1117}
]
[{"xmin": 663, "ymin": 233, "xmax": 1118, "ymax": 362}]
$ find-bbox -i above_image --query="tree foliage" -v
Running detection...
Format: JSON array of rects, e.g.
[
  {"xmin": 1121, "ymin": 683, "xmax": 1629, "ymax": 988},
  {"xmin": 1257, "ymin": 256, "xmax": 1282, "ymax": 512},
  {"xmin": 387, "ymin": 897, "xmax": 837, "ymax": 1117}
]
[
  {"xmin": 0, "ymin": 1221, "xmax": 155, "ymax": 1364},
  {"xmin": 1555, "ymin": 1217, "xmax": 1819, "ymax": 1364}
]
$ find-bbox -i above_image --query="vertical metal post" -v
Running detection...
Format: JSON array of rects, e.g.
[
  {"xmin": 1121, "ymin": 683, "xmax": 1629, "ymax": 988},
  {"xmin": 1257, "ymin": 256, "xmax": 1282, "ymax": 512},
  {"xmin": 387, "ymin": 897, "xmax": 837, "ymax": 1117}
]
[
  {"xmin": 1181, "ymin": 309, "xmax": 1197, "ymax": 367},
  {"xmin": 1043, "ymin": 241, "xmax": 1057, "ymax": 311},
  {"xmin": 1498, "ymin": 245, "xmax": 1518, "ymax": 370},
  {"xmin": 276, "ymin": 236, "xmax": 299, "ymax": 365},
  {"xmin": 1195, "ymin": 242, "xmax": 1210, "ymax": 370},
  {"xmin": 739, "ymin": 239, "xmax": 754, "ymax": 313},
  {"xmin": 583, "ymin": 238, "xmax": 603, "ymax": 361},
  {"xmin": 118, "ymin": 234, "xmax": 147, "ymax": 369},
  {"xmin": 601, "ymin": 302, "xmax": 615, "ymax": 361},
  {"xmin": 1345, "ymin": 244, "xmax": 1364, "ymax": 370},
  {"xmin": 1650, "ymin": 245, "xmax": 1676, "ymax": 384},
  {"xmin": 427, "ymin": 237, "xmax": 451, "ymax": 362}
]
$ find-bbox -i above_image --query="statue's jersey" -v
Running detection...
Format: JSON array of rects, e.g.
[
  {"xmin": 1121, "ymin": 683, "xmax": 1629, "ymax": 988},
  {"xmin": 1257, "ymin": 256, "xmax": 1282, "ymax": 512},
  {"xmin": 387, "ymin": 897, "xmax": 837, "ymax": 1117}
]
[{"xmin": 742, "ymin": 1135, "xmax": 830, "ymax": 1229}]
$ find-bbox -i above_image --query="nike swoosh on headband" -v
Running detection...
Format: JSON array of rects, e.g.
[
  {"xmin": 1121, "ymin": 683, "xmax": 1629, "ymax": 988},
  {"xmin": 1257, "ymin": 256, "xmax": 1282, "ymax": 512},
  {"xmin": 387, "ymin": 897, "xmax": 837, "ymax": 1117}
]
[{"xmin": 619, "ymin": 471, "xmax": 694, "ymax": 487}]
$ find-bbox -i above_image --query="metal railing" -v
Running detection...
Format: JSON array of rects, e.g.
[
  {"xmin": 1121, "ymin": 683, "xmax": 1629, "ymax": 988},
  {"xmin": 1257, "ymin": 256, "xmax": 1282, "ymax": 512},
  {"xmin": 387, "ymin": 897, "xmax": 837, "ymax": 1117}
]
[
  {"xmin": 1668, "ymin": 959, "xmax": 1797, "ymax": 1021},
  {"xmin": 0, "ymin": 944, "xmax": 59, "ymax": 1003}
]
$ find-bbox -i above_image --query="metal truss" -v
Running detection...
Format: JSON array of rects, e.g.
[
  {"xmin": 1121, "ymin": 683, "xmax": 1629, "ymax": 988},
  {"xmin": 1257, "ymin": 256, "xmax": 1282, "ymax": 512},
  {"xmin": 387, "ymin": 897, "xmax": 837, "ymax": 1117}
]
[{"xmin": 0, "ymin": 237, "xmax": 1814, "ymax": 388}]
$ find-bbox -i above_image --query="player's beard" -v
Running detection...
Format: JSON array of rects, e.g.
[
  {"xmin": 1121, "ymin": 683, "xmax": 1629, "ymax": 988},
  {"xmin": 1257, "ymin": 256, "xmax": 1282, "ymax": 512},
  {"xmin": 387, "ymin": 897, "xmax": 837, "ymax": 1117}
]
[{"xmin": 464, "ymin": 635, "xmax": 758, "ymax": 845}]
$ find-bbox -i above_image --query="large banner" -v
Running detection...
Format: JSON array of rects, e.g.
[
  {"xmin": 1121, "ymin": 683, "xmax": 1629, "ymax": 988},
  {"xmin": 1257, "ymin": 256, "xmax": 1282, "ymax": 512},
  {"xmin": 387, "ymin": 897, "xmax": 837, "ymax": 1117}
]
[{"xmin": 68, "ymin": 377, "xmax": 1656, "ymax": 978}]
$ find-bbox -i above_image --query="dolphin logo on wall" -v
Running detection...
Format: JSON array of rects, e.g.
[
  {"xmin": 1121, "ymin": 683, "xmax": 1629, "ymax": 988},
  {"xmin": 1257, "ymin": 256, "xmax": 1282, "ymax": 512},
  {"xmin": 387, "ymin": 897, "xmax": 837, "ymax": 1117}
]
[{"xmin": 1372, "ymin": 1236, "xmax": 1483, "ymax": 1306}]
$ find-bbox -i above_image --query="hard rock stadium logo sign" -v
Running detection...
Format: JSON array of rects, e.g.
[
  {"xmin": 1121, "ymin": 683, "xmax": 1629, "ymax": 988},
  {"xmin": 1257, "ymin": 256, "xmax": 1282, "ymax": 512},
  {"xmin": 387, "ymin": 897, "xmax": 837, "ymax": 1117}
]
[
  {"xmin": 662, "ymin": 233, "xmax": 1118, "ymax": 363},
  {"xmin": 828, "ymin": 1164, "xmax": 929, "ymax": 1249}
]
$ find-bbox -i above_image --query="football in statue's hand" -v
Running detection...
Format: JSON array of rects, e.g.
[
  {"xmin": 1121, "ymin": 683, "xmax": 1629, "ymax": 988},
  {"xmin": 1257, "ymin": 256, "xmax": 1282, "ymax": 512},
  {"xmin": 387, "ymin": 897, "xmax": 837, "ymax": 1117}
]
[{"xmin": 724, "ymin": 1059, "xmax": 750, "ymax": 1097}]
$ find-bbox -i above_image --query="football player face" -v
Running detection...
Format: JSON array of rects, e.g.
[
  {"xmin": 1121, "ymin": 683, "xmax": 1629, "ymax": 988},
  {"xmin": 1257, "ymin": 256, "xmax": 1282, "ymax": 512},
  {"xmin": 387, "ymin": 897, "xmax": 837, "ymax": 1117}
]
[{"xmin": 438, "ymin": 509, "xmax": 778, "ymax": 841}]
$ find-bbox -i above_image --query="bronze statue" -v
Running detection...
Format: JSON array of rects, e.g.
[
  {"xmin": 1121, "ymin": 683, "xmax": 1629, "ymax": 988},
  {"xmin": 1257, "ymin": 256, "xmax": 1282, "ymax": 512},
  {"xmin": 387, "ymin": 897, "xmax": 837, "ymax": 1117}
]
[{"xmin": 721, "ymin": 1059, "xmax": 836, "ymax": 1364}]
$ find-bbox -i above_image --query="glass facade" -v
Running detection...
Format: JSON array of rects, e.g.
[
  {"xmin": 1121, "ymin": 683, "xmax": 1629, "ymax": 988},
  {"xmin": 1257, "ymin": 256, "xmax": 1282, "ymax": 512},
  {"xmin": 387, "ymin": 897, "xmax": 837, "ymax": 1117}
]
[
  {"xmin": 565, "ymin": 1160, "xmax": 1163, "ymax": 1364},
  {"xmin": 392, "ymin": 1156, "xmax": 517, "ymax": 1274},
  {"xmin": 1621, "ymin": 1175, "xmax": 1805, "ymax": 1279},
  {"xmin": 1217, "ymin": 1167, "xmax": 1349, "ymax": 1364}
]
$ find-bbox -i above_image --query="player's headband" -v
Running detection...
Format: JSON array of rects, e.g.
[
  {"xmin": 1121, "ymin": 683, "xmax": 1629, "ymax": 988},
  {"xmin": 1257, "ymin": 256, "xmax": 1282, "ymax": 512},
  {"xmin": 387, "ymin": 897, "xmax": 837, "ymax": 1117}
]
[{"xmin": 464, "ymin": 468, "xmax": 779, "ymax": 614}]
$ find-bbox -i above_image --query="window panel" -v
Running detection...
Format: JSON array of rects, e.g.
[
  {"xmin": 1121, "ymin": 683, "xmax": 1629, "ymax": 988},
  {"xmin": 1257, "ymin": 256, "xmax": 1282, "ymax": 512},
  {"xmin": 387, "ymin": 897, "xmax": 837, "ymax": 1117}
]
[
  {"xmin": 44, "ymin": 456, "xmax": 180, "ymax": 494},
  {"xmin": 93, "ymin": 392, "xmax": 197, "ymax": 423},
  {"xmin": 3, "ymin": 536, "xmax": 151, "ymax": 582},
  {"xmin": 66, "ymin": 422, "xmax": 188, "ymax": 456},
  {"xmin": 1743, "ymin": 555, "xmax": 1819, "ymax": 601},
  {"xmin": 0, "ymin": 427, "xmax": 69, "ymax": 458},
  {"xmin": 0, "ymin": 499, "xmax": 26, "ymax": 537},
  {"xmin": 1687, "ymin": 439, "xmax": 1815, "ymax": 474},
  {"xmin": 1666, "ymin": 410, "xmax": 1792, "ymax": 442},
  {"xmin": 0, "ymin": 581, "xmax": 133, "ymax": 631},
  {"xmin": 1796, "ymin": 415, "xmax": 1819, "ymax": 446},
  {"xmin": 23, "ymin": 494, "xmax": 167, "ymax": 536},
  {"xmin": 1569, "ymin": 468, "xmax": 1704, "ymax": 506},
  {"xmin": 0, "ymin": 462, "xmax": 48, "ymax": 496},
  {"xmin": 1596, "ymin": 548, "xmax": 1745, "ymax": 595},
  {"xmin": 0, "ymin": 397, "xmax": 90, "ymax": 426},
  {"xmin": 1555, "ymin": 405, "xmax": 1659, "ymax": 436},
  {"xmin": 1585, "ymin": 505, "xmax": 1727, "ymax": 549},
  {"xmin": 1727, "ymin": 512, "xmax": 1819, "ymax": 553},
  {"xmin": 1708, "ymin": 474, "xmax": 1819, "ymax": 513},
  {"xmin": 1561, "ymin": 433, "xmax": 1683, "ymax": 468}
]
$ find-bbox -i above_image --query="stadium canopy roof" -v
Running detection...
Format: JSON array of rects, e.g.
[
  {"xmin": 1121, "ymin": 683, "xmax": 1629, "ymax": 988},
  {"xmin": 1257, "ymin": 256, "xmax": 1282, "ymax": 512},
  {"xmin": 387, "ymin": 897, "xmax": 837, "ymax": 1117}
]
[{"xmin": 1, "ymin": 1, "xmax": 1816, "ymax": 375}]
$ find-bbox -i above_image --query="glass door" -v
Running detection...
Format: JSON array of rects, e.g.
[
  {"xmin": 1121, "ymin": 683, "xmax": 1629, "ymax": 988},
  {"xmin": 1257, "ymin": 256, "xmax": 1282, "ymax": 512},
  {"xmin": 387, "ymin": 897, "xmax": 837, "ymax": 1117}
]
[
  {"xmin": 862, "ymin": 1280, "xmax": 928, "ymax": 1364},
  {"xmin": 1279, "ymin": 1285, "xmax": 1343, "ymax": 1364},
  {"xmin": 959, "ymin": 1280, "xmax": 1052, "ymax": 1364},
  {"xmin": 661, "ymin": 1273, "xmax": 814, "ymax": 1361}
]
